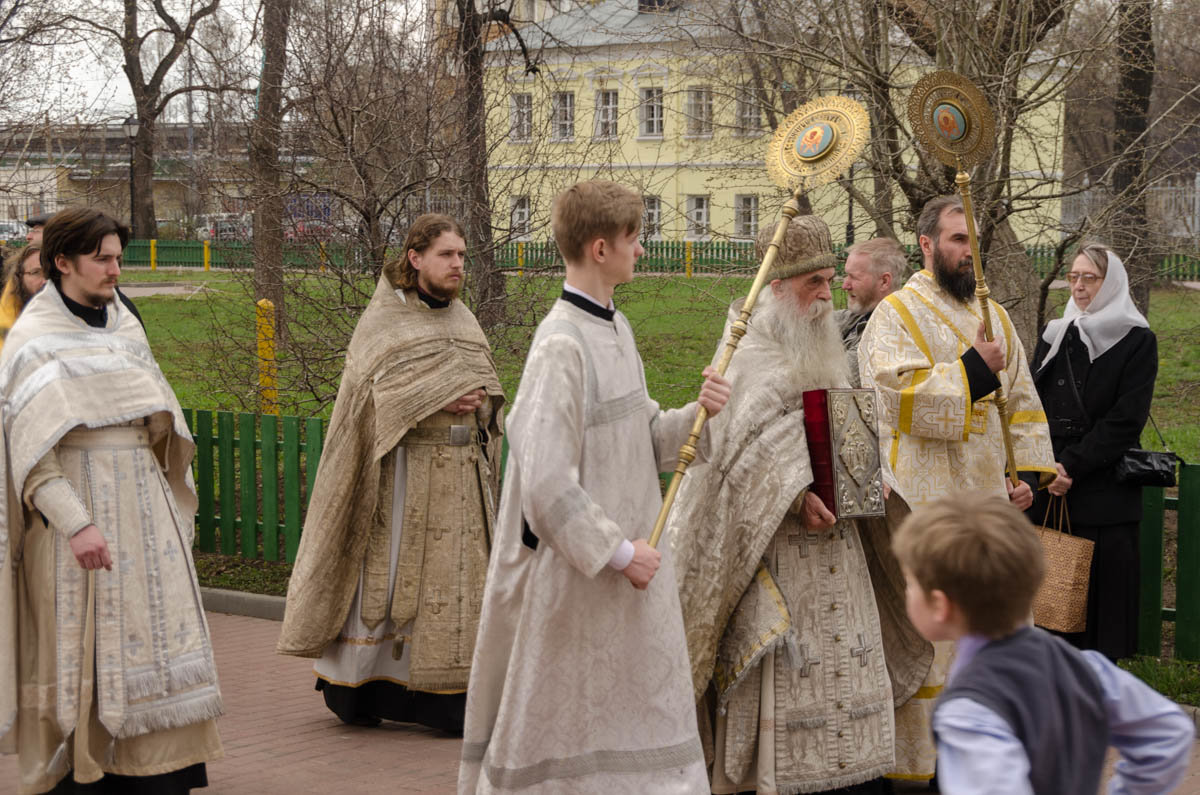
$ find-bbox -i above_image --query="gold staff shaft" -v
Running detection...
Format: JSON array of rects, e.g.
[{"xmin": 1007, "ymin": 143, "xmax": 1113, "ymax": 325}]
[
  {"xmin": 955, "ymin": 168, "xmax": 1020, "ymax": 487},
  {"xmin": 646, "ymin": 193, "xmax": 804, "ymax": 548}
]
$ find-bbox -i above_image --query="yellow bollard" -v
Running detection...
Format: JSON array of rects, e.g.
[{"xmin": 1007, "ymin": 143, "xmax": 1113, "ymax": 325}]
[
  {"xmin": 685, "ymin": 240, "xmax": 694, "ymax": 278},
  {"xmin": 517, "ymin": 241, "xmax": 525, "ymax": 277},
  {"xmin": 318, "ymin": 241, "xmax": 327, "ymax": 273},
  {"xmin": 256, "ymin": 298, "xmax": 279, "ymax": 416},
  {"xmin": 203, "ymin": 240, "xmax": 211, "ymax": 271},
  {"xmin": 150, "ymin": 239, "xmax": 157, "ymax": 271}
]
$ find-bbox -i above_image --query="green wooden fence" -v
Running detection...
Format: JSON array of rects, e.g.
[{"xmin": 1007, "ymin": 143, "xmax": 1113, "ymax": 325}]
[
  {"xmin": 1139, "ymin": 463, "xmax": 1200, "ymax": 659},
  {"xmin": 183, "ymin": 409, "xmax": 325, "ymax": 564}
]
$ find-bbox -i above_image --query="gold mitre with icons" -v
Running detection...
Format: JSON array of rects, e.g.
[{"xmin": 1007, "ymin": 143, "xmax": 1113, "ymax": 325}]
[{"xmin": 766, "ymin": 94, "xmax": 870, "ymax": 190}]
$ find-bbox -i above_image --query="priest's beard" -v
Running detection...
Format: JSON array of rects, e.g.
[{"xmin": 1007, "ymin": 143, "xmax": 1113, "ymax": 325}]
[
  {"xmin": 418, "ymin": 274, "xmax": 462, "ymax": 302},
  {"xmin": 754, "ymin": 288, "xmax": 850, "ymax": 389},
  {"xmin": 932, "ymin": 244, "xmax": 976, "ymax": 303}
]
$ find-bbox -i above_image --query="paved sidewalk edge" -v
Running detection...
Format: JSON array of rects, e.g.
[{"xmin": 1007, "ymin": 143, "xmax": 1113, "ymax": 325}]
[{"xmin": 201, "ymin": 587, "xmax": 286, "ymax": 621}]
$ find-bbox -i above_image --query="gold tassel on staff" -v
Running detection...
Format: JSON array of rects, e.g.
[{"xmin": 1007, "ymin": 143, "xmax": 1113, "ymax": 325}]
[
  {"xmin": 648, "ymin": 95, "xmax": 870, "ymax": 548},
  {"xmin": 908, "ymin": 71, "xmax": 1019, "ymax": 486}
]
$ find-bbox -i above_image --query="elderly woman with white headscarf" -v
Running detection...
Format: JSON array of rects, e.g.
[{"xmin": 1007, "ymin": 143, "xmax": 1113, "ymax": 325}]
[{"xmin": 1030, "ymin": 243, "xmax": 1157, "ymax": 661}]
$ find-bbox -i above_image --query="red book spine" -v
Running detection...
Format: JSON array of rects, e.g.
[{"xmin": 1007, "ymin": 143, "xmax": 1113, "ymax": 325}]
[{"xmin": 802, "ymin": 389, "xmax": 836, "ymax": 518}]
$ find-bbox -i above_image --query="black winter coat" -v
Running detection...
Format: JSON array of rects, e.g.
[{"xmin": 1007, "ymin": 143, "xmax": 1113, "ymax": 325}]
[{"xmin": 1029, "ymin": 324, "xmax": 1157, "ymax": 526}]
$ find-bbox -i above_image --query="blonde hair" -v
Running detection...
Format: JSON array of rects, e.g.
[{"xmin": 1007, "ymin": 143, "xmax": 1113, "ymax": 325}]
[
  {"xmin": 1075, "ymin": 242, "xmax": 1113, "ymax": 278},
  {"xmin": 551, "ymin": 181, "xmax": 642, "ymax": 263},
  {"xmin": 892, "ymin": 493, "xmax": 1045, "ymax": 639}
]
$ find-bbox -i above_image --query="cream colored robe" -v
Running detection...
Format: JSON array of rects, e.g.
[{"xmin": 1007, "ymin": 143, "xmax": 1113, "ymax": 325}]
[
  {"xmin": 0, "ymin": 286, "xmax": 222, "ymax": 794},
  {"xmin": 279, "ymin": 279, "xmax": 504, "ymax": 696},
  {"xmin": 857, "ymin": 268, "xmax": 1055, "ymax": 779},
  {"xmin": 460, "ymin": 298, "xmax": 709, "ymax": 794},
  {"xmin": 670, "ymin": 298, "xmax": 932, "ymax": 795}
]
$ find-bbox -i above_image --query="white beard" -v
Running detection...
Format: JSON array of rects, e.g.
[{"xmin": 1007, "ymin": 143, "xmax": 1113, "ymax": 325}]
[{"xmin": 750, "ymin": 287, "xmax": 851, "ymax": 392}]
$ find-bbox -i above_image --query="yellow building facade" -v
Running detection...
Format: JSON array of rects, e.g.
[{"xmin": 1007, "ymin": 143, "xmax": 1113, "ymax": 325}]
[{"xmin": 481, "ymin": 0, "xmax": 1065, "ymax": 250}]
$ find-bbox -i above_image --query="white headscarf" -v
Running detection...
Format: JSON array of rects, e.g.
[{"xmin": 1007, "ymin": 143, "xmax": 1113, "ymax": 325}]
[{"xmin": 1038, "ymin": 248, "xmax": 1149, "ymax": 372}]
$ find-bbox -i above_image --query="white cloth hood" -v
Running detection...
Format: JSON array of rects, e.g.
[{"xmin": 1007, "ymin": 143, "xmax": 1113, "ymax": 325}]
[{"xmin": 1039, "ymin": 249, "xmax": 1149, "ymax": 371}]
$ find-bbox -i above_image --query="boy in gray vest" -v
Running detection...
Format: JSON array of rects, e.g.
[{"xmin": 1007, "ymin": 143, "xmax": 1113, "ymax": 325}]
[{"xmin": 893, "ymin": 492, "xmax": 1193, "ymax": 794}]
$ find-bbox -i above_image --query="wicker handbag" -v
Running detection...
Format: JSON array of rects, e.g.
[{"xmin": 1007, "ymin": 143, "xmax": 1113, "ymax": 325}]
[{"xmin": 1032, "ymin": 496, "xmax": 1094, "ymax": 634}]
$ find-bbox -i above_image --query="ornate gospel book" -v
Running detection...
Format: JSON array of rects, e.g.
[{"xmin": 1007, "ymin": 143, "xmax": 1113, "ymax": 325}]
[{"xmin": 801, "ymin": 388, "xmax": 886, "ymax": 520}]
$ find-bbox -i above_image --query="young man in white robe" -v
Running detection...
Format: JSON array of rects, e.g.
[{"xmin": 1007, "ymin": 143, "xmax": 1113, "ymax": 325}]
[
  {"xmin": 459, "ymin": 180, "xmax": 730, "ymax": 794},
  {"xmin": 0, "ymin": 208, "xmax": 222, "ymax": 794}
]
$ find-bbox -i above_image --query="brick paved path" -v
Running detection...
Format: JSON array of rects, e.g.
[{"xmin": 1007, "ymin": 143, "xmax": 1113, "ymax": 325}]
[{"xmin": 5, "ymin": 611, "xmax": 1200, "ymax": 794}]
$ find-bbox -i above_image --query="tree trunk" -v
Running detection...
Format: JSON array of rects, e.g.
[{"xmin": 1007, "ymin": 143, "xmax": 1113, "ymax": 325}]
[
  {"xmin": 459, "ymin": 3, "xmax": 505, "ymax": 330},
  {"xmin": 1111, "ymin": 0, "xmax": 1156, "ymax": 316},
  {"xmin": 131, "ymin": 112, "xmax": 157, "ymax": 238},
  {"xmin": 250, "ymin": 0, "xmax": 291, "ymax": 339}
]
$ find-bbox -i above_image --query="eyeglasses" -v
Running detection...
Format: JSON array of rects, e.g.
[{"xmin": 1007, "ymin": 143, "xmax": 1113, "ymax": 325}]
[
  {"xmin": 21, "ymin": 268, "xmax": 44, "ymax": 278},
  {"xmin": 1066, "ymin": 273, "xmax": 1102, "ymax": 285}
]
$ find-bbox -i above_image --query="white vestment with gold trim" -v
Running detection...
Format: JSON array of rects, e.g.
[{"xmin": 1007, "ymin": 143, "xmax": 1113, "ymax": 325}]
[{"xmin": 858, "ymin": 268, "xmax": 1054, "ymax": 780}]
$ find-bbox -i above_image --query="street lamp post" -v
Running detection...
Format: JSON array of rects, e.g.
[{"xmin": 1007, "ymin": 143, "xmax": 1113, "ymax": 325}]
[{"xmin": 123, "ymin": 115, "xmax": 141, "ymax": 238}]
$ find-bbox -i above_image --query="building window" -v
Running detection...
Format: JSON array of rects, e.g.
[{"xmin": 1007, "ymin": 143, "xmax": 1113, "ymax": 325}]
[
  {"xmin": 594, "ymin": 89, "xmax": 619, "ymax": 139},
  {"xmin": 642, "ymin": 195, "xmax": 662, "ymax": 240},
  {"xmin": 735, "ymin": 194, "xmax": 759, "ymax": 238},
  {"xmin": 552, "ymin": 92, "xmax": 575, "ymax": 140},
  {"xmin": 685, "ymin": 86, "xmax": 713, "ymax": 136},
  {"xmin": 510, "ymin": 93, "xmax": 532, "ymax": 141},
  {"xmin": 511, "ymin": 195, "xmax": 531, "ymax": 239},
  {"xmin": 639, "ymin": 87, "xmax": 664, "ymax": 137},
  {"xmin": 686, "ymin": 195, "xmax": 709, "ymax": 239},
  {"xmin": 736, "ymin": 85, "xmax": 763, "ymax": 134}
]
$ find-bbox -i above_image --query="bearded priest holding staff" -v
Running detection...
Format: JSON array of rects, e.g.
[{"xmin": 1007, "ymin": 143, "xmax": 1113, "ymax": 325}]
[
  {"xmin": 670, "ymin": 214, "xmax": 933, "ymax": 795},
  {"xmin": 857, "ymin": 195, "xmax": 1055, "ymax": 782},
  {"xmin": 278, "ymin": 213, "xmax": 504, "ymax": 734}
]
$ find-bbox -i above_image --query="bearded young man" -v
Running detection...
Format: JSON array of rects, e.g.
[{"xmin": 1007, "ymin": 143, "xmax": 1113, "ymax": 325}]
[
  {"xmin": 670, "ymin": 215, "xmax": 932, "ymax": 795},
  {"xmin": 836, "ymin": 237, "xmax": 906, "ymax": 387},
  {"xmin": 857, "ymin": 195, "xmax": 1055, "ymax": 783},
  {"xmin": 0, "ymin": 208, "xmax": 222, "ymax": 794},
  {"xmin": 278, "ymin": 214, "xmax": 504, "ymax": 734}
]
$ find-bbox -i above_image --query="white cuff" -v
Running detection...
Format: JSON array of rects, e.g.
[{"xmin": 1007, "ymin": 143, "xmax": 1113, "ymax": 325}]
[
  {"xmin": 607, "ymin": 539, "xmax": 635, "ymax": 571},
  {"xmin": 31, "ymin": 477, "xmax": 93, "ymax": 538}
]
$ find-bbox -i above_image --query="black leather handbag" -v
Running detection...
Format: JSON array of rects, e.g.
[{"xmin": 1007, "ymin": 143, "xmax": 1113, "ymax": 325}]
[
  {"xmin": 1063, "ymin": 352, "xmax": 1179, "ymax": 488},
  {"xmin": 1115, "ymin": 416, "xmax": 1179, "ymax": 488}
]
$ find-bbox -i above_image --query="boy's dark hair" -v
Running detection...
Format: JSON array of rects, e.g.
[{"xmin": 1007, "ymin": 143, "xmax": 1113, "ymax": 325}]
[
  {"xmin": 384, "ymin": 213, "xmax": 466, "ymax": 290},
  {"xmin": 40, "ymin": 208, "xmax": 130, "ymax": 286},
  {"xmin": 892, "ymin": 492, "xmax": 1045, "ymax": 638},
  {"xmin": 551, "ymin": 180, "xmax": 642, "ymax": 263}
]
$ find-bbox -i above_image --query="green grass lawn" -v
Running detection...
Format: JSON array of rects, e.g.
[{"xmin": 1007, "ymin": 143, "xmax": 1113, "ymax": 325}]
[{"xmin": 131, "ymin": 271, "xmax": 1199, "ymax": 460}]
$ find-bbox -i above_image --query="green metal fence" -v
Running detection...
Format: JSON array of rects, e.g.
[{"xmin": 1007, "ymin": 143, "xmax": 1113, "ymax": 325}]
[
  {"xmin": 1139, "ymin": 463, "xmax": 1200, "ymax": 659},
  {"xmin": 125, "ymin": 238, "xmax": 1200, "ymax": 279},
  {"xmin": 183, "ymin": 409, "xmax": 324, "ymax": 564}
]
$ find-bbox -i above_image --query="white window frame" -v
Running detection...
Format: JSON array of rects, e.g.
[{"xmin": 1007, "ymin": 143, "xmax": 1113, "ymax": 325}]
[
  {"xmin": 685, "ymin": 86, "xmax": 713, "ymax": 137},
  {"xmin": 510, "ymin": 195, "xmax": 532, "ymax": 240},
  {"xmin": 642, "ymin": 195, "xmax": 662, "ymax": 241},
  {"xmin": 639, "ymin": 87, "xmax": 664, "ymax": 138},
  {"xmin": 734, "ymin": 194, "xmax": 759, "ymax": 238},
  {"xmin": 510, "ymin": 93, "xmax": 533, "ymax": 142},
  {"xmin": 551, "ymin": 91, "xmax": 575, "ymax": 141},
  {"xmin": 735, "ymin": 86, "xmax": 763, "ymax": 135},
  {"xmin": 594, "ymin": 89, "xmax": 619, "ymax": 139},
  {"xmin": 686, "ymin": 195, "xmax": 710, "ymax": 240}
]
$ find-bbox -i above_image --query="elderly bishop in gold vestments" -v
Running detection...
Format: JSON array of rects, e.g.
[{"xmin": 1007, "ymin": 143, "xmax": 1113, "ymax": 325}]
[
  {"xmin": 858, "ymin": 196, "xmax": 1055, "ymax": 781},
  {"xmin": 671, "ymin": 215, "xmax": 932, "ymax": 795},
  {"xmin": 278, "ymin": 214, "xmax": 504, "ymax": 734}
]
